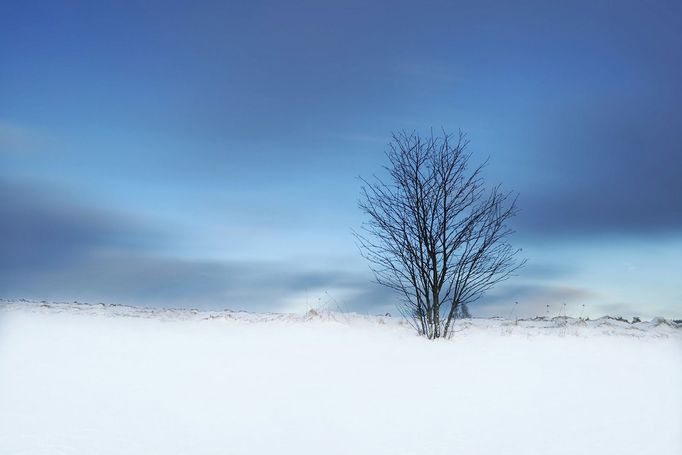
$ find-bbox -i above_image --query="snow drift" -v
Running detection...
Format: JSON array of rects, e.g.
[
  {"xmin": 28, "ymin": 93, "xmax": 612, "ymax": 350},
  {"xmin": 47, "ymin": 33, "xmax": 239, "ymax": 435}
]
[{"xmin": 1, "ymin": 300, "xmax": 680, "ymax": 455}]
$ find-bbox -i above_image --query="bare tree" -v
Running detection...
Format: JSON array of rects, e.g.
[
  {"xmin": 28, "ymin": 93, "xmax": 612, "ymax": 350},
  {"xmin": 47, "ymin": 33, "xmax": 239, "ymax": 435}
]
[{"xmin": 356, "ymin": 130, "xmax": 524, "ymax": 339}]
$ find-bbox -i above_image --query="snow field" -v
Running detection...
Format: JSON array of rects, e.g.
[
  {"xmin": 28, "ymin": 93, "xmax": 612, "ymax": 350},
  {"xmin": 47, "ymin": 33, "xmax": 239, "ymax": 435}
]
[{"xmin": 0, "ymin": 302, "xmax": 680, "ymax": 454}]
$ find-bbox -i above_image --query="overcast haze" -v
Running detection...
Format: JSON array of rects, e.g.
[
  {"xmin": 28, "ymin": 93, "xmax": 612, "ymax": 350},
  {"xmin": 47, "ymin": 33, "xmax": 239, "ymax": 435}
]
[{"xmin": 1, "ymin": 1, "xmax": 681, "ymax": 318}]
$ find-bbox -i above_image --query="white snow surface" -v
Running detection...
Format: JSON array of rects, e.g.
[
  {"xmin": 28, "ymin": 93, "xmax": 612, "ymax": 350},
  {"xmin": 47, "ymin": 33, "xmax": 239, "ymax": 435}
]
[{"xmin": 1, "ymin": 299, "xmax": 681, "ymax": 455}]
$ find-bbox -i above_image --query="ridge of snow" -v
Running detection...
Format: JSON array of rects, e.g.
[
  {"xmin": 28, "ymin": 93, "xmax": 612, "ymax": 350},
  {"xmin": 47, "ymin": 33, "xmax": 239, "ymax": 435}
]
[{"xmin": 1, "ymin": 298, "xmax": 679, "ymax": 339}]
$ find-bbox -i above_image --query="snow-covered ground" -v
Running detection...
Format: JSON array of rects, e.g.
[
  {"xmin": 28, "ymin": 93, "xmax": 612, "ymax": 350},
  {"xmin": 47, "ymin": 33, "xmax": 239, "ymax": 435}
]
[{"xmin": 1, "ymin": 300, "xmax": 680, "ymax": 455}]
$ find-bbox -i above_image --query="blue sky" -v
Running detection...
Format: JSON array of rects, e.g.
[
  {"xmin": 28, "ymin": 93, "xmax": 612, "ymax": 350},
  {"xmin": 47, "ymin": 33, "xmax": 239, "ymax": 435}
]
[{"xmin": 1, "ymin": 1, "xmax": 680, "ymax": 318}]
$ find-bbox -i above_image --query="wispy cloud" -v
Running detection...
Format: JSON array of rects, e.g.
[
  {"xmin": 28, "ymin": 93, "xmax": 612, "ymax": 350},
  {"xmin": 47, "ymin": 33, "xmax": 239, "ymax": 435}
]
[
  {"xmin": 0, "ymin": 177, "xmax": 393, "ymax": 313},
  {"xmin": 0, "ymin": 178, "xmax": 161, "ymax": 271},
  {"xmin": 0, "ymin": 121, "xmax": 48, "ymax": 154},
  {"xmin": 515, "ymin": 91, "xmax": 682, "ymax": 237}
]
